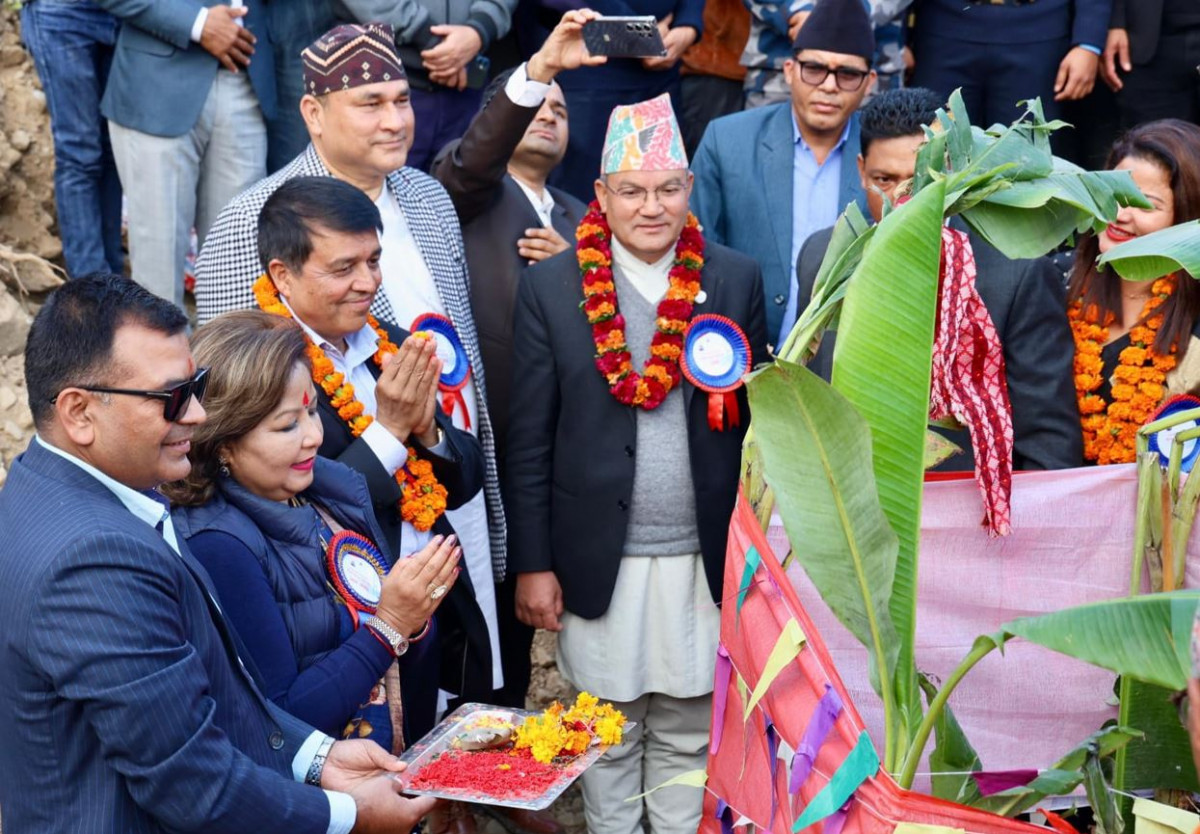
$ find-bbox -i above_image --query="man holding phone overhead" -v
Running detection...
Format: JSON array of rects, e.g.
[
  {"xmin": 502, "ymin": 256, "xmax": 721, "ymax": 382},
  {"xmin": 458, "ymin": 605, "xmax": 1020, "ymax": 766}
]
[{"xmin": 546, "ymin": 0, "xmax": 704, "ymax": 201}]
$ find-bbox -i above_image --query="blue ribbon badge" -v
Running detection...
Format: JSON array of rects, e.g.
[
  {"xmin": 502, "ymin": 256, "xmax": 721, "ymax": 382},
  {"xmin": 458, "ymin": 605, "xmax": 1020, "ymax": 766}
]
[
  {"xmin": 681, "ymin": 314, "xmax": 752, "ymax": 431},
  {"xmin": 326, "ymin": 530, "xmax": 390, "ymax": 626},
  {"xmin": 411, "ymin": 313, "xmax": 472, "ymax": 429},
  {"xmin": 1147, "ymin": 394, "xmax": 1200, "ymax": 473}
]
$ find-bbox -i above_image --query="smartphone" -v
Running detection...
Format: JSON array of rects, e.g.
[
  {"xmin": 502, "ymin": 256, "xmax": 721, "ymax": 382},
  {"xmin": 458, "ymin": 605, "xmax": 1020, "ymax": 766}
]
[
  {"xmin": 466, "ymin": 55, "xmax": 490, "ymax": 90},
  {"xmin": 582, "ymin": 16, "xmax": 668, "ymax": 59}
]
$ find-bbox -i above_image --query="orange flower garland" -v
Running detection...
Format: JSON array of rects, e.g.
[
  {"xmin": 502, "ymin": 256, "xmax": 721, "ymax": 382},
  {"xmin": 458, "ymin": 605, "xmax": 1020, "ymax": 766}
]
[
  {"xmin": 253, "ymin": 275, "xmax": 448, "ymax": 530},
  {"xmin": 577, "ymin": 202, "xmax": 704, "ymax": 409},
  {"xmin": 1069, "ymin": 276, "xmax": 1179, "ymax": 464}
]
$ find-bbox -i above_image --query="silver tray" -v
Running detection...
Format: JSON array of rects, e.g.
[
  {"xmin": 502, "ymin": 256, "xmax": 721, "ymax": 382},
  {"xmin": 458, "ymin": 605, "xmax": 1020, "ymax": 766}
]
[{"xmin": 398, "ymin": 702, "xmax": 625, "ymax": 810}]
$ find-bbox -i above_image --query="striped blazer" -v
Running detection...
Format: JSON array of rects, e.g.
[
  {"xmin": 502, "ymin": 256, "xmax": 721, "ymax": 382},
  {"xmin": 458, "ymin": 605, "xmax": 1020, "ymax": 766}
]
[
  {"xmin": 194, "ymin": 145, "xmax": 506, "ymax": 580},
  {"xmin": 0, "ymin": 440, "xmax": 331, "ymax": 833}
]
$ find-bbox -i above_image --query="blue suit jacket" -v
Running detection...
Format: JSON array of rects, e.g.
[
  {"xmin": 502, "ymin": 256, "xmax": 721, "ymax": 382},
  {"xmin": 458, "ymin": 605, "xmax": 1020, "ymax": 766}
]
[
  {"xmin": 97, "ymin": 0, "xmax": 276, "ymax": 137},
  {"xmin": 0, "ymin": 440, "xmax": 331, "ymax": 833},
  {"xmin": 691, "ymin": 102, "xmax": 865, "ymax": 341}
]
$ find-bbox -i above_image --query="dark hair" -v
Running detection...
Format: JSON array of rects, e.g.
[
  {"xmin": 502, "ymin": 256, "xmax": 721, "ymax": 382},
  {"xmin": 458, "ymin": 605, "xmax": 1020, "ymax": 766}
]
[
  {"xmin": 162, "ymin": 311, "xmax": 312, "ymax": 506},
  {"xmin": 257, "ymin": 176, "xmax": 383, "ymax": 274},
  {"xmin": 859, "ymin": 87, "xmax": 944, "ymax": 157},
  {"xmin": 25, "ymin": 272, "xmax": 188, "ymax": 429},
  {"xmin": 1067, "ymin": 119, "xmax": 1200, "ymax": 356}
]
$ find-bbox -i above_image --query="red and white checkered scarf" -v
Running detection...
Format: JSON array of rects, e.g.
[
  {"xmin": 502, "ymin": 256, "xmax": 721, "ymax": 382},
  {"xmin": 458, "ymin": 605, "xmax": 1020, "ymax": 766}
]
[{"xmin": 928, "ymin": 227, "xmax": 1014, "ymax": 536}]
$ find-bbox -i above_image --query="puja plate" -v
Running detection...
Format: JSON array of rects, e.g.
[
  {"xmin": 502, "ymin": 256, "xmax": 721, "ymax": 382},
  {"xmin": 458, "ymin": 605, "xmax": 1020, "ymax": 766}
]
[{"xmin": 398, "ymin": 702, "xmax": 629, "ymax": 810}]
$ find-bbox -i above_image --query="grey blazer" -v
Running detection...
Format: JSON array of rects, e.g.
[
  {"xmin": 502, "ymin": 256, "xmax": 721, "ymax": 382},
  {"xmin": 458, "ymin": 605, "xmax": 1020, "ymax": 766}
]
[
  {"xmin": 0, "ymin": 440, "xmax": 330, "ymax": 833},
  {"xmin": 97, "ymin": 0, "xmax": 276, "ymax": 138},
  {"xmin": 796, "ymin": 225, "xmax": 1084, "ymax": 471}
]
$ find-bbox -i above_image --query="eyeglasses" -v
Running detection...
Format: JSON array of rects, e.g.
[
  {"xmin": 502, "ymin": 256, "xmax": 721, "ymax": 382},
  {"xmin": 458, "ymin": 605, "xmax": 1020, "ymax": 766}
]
[
  {"xmin": 795, "ymin": 60, "xmax": 870, "ymax": 92},
  {"xmin": 60, "ymin": 367, "xmax": 210, "ymax": 422},
  {"xmin": 602, "ymin": 180, "xmax": 689, "ymax": 206}
]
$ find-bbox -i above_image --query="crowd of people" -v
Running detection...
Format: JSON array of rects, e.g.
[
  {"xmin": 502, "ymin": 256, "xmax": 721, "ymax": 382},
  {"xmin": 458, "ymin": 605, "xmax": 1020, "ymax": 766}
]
[{"xmin": 3, "ymin": 0, "xmax": 1200, "ymax": 832}]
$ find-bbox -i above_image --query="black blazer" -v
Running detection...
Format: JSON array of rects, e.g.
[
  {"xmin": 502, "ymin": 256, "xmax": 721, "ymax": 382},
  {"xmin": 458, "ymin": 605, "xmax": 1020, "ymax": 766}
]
[
  {"xmin": 505, "ymin": 241, "xmax": 769, "ymax": 619},
  {"xmin": 1110, "ymin": 0, "xmax": 1164, "ymax": 65},
  {"xmin": 314, "ymin": 321, "xmax": 494, "ymax": 700},
  {"xmin": 434, "ymin": 91, "xmax": 587, "ymax": 463},
  {"xmin": 796, "ymin": 226, "xmax": 1083, "ymax": 471}
]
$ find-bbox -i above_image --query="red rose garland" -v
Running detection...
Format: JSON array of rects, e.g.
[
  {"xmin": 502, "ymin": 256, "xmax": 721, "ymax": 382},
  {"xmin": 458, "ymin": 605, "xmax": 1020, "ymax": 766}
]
[{"xmin": 576, "ymin": 201, "xmax": 704, "ymax": 409}]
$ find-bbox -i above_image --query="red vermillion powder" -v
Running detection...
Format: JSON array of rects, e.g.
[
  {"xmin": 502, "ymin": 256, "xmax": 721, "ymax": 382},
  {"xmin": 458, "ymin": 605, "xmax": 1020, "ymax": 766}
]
[{"xmin": 409, "ymin": 750, "xmax": 562, "ymax": 799}]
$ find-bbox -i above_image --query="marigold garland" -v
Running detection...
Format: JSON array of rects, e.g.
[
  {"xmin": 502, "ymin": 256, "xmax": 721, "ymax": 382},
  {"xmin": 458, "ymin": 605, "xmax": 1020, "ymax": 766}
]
[
  {"xmin": 513, "ymin": 691, "xmax": 626, "ymax": 764},
  {"xmin": 253, "ymin": 275, "xmax": 448, "ymax": 530},
  {"xmin": 1069, "ymin": 276, "xmax": 1179, "ymax": 465},
  {"xmin": 577, "ymin": 202, "xmax": 704, "ymax": 409}
]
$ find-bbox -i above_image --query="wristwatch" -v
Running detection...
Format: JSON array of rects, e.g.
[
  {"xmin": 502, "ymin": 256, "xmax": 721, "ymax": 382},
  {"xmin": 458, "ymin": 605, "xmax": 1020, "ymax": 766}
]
[
  {"xmin": 363, "ymin": 614, "xmax": 410, "ymax": 657},
  {"xmin": 305, "ymin": 736, "xmax": 335, "ymax": 787}
]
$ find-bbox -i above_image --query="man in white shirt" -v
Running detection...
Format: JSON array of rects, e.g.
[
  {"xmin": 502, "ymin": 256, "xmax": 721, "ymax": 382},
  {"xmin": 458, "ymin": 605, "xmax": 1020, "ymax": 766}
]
[{"xmin": 0, "ymin": 272, "xmax": 436, "ymax": 833}]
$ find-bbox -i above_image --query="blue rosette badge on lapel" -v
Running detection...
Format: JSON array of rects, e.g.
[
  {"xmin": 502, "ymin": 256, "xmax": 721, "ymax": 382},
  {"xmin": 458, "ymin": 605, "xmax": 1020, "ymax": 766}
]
[
  {"xmin": 1147, "ymin": 394, "xmax": 1200, "ymax": 473},
  {"xmin": 411, "ymin": 313, "xmax": 472, "ymax": 429},
  {"xmin": 680, "ymin": 314, "xmax": 752, "ymax": 431},
  {"xmin": 326, "ymin": 530, "xmax": 390, "ymax": 627}
]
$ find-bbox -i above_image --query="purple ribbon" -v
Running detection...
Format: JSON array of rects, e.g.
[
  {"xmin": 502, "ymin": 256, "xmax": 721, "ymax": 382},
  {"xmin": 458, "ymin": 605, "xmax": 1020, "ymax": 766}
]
[
  {"xmin": 970, "ymin": 769, "xmax": 1039, "ymax": 796},
  {"xmin": 790, "ymin": 685, "xmax": 844, "ymax": 796},
  {"xmin": 716, "ymin": 799, "xmax": 734, "ymax": 834},
  {"xmin": 765, "ymin": 712, "xmax": 781, "ymax": 827},
  {"xmin": 822, "ymin": 800, "xmax": 853, "ymax": 834},
  {"xmin": 711, "ymin": 644, "xmax": 733, "ymax": 754}
]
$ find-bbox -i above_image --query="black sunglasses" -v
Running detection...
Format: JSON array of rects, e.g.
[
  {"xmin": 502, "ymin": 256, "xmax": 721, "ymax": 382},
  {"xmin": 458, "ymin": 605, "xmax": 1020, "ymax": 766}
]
[
  {"xmin": 796, "ymin": 60, "xmax": 870, "ymax": 92},
  {"xmin": 60, "ymin": 367, "xmax": 210, "ymax": 422}
]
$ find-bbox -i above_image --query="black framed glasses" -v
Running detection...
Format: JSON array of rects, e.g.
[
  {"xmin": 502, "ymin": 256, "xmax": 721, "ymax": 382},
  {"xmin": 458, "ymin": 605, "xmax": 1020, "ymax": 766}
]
[
  {"xmin": 61, "ymin": 367, "xmax": 210, "ymax": 422},
  {"xmin": 796, "ymin": 60, "xmax": 870, "ymax": 92}
]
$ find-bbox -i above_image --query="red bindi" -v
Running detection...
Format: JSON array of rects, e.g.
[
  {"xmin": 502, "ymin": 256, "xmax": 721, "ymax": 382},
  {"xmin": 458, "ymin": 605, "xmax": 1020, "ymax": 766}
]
[{"xmin": 303, "ymin": 391, "xmax": 310, "ymax": 407}]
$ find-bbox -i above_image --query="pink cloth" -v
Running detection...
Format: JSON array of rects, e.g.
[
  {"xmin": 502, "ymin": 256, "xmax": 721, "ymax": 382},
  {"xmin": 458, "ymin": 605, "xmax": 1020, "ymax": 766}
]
[{"xmin": 771, "ymin": 464, "xmax": 1197, "ymax": 791}]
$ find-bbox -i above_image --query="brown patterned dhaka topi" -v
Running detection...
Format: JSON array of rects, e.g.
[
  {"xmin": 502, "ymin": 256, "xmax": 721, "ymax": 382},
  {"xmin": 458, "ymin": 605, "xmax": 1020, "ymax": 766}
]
[{"xmin": 302, "ymin": 23, "xmax": 406, "ymax": 96}]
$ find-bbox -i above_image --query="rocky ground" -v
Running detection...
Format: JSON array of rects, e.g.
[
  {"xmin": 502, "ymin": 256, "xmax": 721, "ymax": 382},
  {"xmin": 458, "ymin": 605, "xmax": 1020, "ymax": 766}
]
[{"xmin": 0, "ymin": 4, "xmax": 60, "ymax": 484}]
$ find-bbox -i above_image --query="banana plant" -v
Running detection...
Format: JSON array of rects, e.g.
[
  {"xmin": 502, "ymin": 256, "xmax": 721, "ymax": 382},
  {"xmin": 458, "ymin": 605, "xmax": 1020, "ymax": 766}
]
[{"xmin": 741, "ymin": 89, "xmax": 1168, "ymax": 799}]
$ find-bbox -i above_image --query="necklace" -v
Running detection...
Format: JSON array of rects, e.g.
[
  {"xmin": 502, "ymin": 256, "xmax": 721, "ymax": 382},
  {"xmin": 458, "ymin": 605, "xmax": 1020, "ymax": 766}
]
[
  {"xmin": 1069, "ymin": 276, "xmax": 1178, "ymax": 465},
  {"xmin": 254, "ymin": 275, "xmax": 448, "ymax": 530},
  {"xmin": 576, "ymin": 201, "xmax": 704, "ymax": 409}
]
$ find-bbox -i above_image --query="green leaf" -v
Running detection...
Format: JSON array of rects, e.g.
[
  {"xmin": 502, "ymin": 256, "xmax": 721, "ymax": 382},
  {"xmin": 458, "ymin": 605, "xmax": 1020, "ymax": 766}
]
[
  {"xmin": 1002, "ymin": 592, "xmax": 1200, "ymax": 690},
  {"xmin": 1098, "ymin": 220, "xmax": 1200, "ymax": 282},
  {"xmin": 969, "ymin": 726, "xmax": 1141, "ymax": 817},
  {"xmin": 744, "ymin": 360, "xmax": 900, "ymax": 720},
  {"xmin": 917, "ymin": 673, "xmax": 982, "ymax": 804},
  {"xmin": 924, "ymin": 430, "xmax": 962, "ymax": 469},
  {"xmin": 831, "ymin": 178, "xmax": 947, "ymax": 750}
]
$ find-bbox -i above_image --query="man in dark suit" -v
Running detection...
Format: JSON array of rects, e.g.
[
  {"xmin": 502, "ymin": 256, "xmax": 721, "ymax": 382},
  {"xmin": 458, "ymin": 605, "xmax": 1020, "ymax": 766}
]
[
  {"xmin": 1102, "ymin": 0, "xmax": 1200, "ymax": 127},
  {"xmin": 507, "ymin": 95, "xmax": 768, "ymax": 834},
  {"xmin": 432, "ymin": 13, "xmax": 597, "ymax": 725},
  {"xmin": 0, "ymin": 273, "xmax": 437, "ymax": 832},
  {"xmin": 795, "ymin": 88, "xmax": 1082, "ymax": 471},
  {"xmin": 691, "ymin": 0, "xmax": 874, "ymax": 347},
  {"xmin": 96, "ymin": 0, "xmax": 275, "ymax": 306},
  {"xmin": 253, "ymin": 177, "xmax": 495, "ymax": 722},
  {"xmin": 911, "ymin": 0, "xmax": 1110, "ymax": 128}
]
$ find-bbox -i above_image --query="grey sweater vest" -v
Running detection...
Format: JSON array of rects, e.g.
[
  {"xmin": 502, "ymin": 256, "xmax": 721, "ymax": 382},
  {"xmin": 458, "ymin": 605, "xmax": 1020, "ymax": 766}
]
[{"xmin": 614, "ymin": 269, "xmax": 702, "ymax": 557}]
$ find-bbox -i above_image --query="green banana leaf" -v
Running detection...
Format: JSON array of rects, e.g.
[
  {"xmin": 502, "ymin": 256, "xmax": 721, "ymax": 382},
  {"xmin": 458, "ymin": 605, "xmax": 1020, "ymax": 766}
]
[
  {"xmin": 744, "ymin": 359, "xmax": 900, "ymax": 750},
  {"xmin": 917, "ymin": 673, "xmax": 981, "ymax": 804},
  {"xmin": 1002, "ymin": 592, "xmax": 1200, "ymax": 691},
  {"xmin": 965, "ymin": 726, "xmax": 1141, "ymax": 817},
  {"xmin": 1098, "ymin": 220, "xmax": 1200, "ymax": 282},
  {"xmin": 831, "ymin": 177, "xmax": 947, "ymax": 752}
]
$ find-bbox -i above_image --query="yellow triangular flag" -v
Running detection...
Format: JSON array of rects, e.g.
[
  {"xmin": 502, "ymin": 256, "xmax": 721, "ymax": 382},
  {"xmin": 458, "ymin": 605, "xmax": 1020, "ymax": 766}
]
[
  {"xmin": 894, "ymin": 824, "xmax": 965, "ymax": 834},
  {"xmin": 744, "ymin": 618, "xmax": 806, "ymax": 720},
  {"xmin": 624, "ymin": 768, "xmax": 709, "ymax": 802}
]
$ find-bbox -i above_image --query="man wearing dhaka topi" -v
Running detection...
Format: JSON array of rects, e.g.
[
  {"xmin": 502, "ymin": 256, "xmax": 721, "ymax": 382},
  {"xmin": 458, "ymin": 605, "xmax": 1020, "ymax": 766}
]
[{"xmin": 505, "ymin": 94, "xmax": 768, "ymax": 834}]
